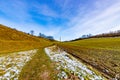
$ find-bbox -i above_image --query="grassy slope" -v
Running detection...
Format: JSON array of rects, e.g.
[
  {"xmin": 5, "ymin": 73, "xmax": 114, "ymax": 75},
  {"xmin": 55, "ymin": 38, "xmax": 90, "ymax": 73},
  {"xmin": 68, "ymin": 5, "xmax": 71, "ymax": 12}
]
[
  {"xmin": 57, "ymin": 38, "xmax": 120, "ymax": 79},
  {"xmin": 0, "ymin": 24, "xmax": 56, "ymax": 79},
  {"xmin": 0, "ymin": 24, "xmax": 50, "ymax": 54}
]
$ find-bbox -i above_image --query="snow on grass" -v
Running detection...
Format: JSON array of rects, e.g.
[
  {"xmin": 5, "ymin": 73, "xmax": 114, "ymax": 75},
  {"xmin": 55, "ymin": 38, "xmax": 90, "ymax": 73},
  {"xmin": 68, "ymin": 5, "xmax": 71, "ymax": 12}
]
[
  {"xmin": 45, "ymin": 46, "xmax": 106, "ymax": 80},
  {"xmin": 0, "ymin": 49, "xmax": 38, "ymax": 80}
]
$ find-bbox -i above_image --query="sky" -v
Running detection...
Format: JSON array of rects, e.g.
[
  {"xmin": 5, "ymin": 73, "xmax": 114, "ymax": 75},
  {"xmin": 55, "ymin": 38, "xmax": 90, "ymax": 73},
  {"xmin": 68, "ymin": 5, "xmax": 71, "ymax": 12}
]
[{"xmin": 0, "ymin": 0, "xmax": 120, "ymax": 41}]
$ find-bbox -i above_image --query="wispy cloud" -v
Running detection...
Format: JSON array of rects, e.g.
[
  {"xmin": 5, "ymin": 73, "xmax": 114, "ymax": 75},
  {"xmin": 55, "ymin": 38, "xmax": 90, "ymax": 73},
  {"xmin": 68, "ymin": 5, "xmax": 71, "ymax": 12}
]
[
  {"xmin": 0, "ymin": 17, "xmax": 61, "ymax": 36},
  {"xmin": 60, "ymin": 0, "xmax": 120, "ymax": 40},
  {"xmin": 0, "ymin": 0, "xmax": 120, "ymax": 41},
  {"xmin": 0, "ymin": 0, "xmax": 30, "ymax": 22},
  {"xmin": 54, "ymin": 0, "xmax": 81, "ymax": 19},
  {"xmin": 0, "ymin": 0, "xmax": 61, "ymax": 37},
  {"xmin": 33, "ymin": 4, "xmax": 58, "ymax": 18}
]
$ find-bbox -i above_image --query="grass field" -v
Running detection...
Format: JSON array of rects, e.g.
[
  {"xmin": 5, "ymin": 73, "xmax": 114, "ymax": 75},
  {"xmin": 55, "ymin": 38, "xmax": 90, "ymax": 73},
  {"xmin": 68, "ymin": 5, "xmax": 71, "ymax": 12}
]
[
  {"xmin": 0, "ymin": 24, "xmax": 56, "ymax": 79},
  {"xmin": 0, "ymin": 24, "xmax": 51, "ymax": 54},
  {"xmin": 57, "ymin": 37, "xmax": 120, "ymax": 79},
  {"xmin": 19, "ymin": 48, "xmax": 57, "ymax": 80},
  {"xmin": 1, "ymin": 24, "xmax": 120, "ymax": 79}
]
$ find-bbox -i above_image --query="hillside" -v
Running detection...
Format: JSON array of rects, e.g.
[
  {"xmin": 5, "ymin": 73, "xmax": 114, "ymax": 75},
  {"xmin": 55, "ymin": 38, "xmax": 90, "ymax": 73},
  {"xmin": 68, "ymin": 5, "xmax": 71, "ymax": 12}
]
[
  {"xmin": 0, "ymin": 24, "xmax": 51, "ymax": 54},
  {"xmin": 0, "ymin": 24, "xmax": 56, "ymax": 80},
  {"xmin": 57, "ymin": 37, "xmax": 120, "ymax": 79},
  {"xmin": 0, "ymin": 24, "xmax": 43, "ymax": 41},
  {"xmin": 1, "ymin": 24, "xmax": 120, "ymax": 79}
]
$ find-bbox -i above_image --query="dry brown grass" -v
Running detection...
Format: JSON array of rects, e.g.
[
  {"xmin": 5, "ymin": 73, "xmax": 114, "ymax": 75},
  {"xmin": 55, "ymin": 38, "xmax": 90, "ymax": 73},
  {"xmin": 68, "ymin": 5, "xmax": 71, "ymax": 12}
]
[
  {"xmin": 0, "ymin": 24, "xmax": 51, "ymax": 54},
  {"xmin": 0, "ymin": 24, "xmax": 56, "ymax": 79},
  {"xmin": 40, "ymin": 70, "xmax": 50, "ymax": 80},
  {"xmin": 19, "ymin": 49, "xmax": 57, "ymax": 80},
  {"xmin": 0, "ymin": 24, "xmax": 43, "ymax": 41}
]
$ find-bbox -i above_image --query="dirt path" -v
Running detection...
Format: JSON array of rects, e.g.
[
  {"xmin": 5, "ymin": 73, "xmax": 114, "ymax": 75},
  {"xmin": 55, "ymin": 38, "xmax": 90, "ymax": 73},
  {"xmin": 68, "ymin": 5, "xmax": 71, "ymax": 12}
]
[
  {"xmin": 45, "ymin": 45, "xmax": 107, "ymax": 80},
  {"xmin": 0, "ymin": 49, "xmax": 38, "ymax": 80}
]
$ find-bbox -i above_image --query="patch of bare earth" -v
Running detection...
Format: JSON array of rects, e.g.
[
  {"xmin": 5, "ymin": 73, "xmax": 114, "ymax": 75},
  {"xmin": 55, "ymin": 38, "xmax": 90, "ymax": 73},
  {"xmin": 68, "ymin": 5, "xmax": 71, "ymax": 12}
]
[{"xmin": 40, "ymin": 70, "xmax": 50, "ymax": 80}]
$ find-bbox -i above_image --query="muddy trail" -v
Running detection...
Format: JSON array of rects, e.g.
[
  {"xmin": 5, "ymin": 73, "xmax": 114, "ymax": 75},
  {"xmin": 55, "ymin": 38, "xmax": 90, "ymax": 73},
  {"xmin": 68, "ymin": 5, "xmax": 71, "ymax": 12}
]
[{"xmin": 45, "ymin": 45, "xmax": 107, "ymax": 80}]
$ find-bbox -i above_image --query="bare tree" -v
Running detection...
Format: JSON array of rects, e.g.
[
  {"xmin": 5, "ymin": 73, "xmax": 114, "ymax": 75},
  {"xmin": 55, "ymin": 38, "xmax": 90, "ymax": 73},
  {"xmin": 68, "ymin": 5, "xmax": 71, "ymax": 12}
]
[{"xmin": 30, "ymin": 30, "xmax": 34, "ymax": 35}]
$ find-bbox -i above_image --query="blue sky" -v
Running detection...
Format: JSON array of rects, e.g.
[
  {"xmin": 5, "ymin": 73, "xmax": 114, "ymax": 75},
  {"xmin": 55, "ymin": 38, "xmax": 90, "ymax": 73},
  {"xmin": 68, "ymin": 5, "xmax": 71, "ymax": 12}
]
[{"xmin": 0, "ymin": 0, "xmax": 120, "ymax": 41}]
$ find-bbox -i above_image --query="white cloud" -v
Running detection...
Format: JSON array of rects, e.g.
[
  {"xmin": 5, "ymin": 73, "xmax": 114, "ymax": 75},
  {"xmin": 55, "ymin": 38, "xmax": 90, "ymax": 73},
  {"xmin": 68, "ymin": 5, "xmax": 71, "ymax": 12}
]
[
  {"xmin": 1, "ymin": 0, "xmax": 120, "ymax": 41},
  {"xmin": 61, "ymin": 0, "xmax": 120, "ymax": 41},
  {"xmin": 0, "ymin": 17, "xmax": 61, "ymax": 37},
  {"xmin": 0, "ymin": 0, "xmax": 30, "ymax": 22},
  {"xmin": 34, "ymin": 4, "xmax": 58, "ymax": 17},
  {"xmin": 0, "ymin": 0, "xmax": 61, "ymax": 38}
]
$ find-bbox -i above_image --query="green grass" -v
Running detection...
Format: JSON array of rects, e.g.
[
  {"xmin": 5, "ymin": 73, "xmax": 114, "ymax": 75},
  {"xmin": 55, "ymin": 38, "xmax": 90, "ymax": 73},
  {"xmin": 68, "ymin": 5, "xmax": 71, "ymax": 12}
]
[
  {"xmin": 0, "ymin": 24, "xmax": 56, "ymax": 79},
  {"xmin": 2, "ymin": 24, "xmax": 120, "ymax": 79},
  {"xmin": 57, "ymin": 37, "xmax": 120, "ymax": 79},
  {"xmin": 69, "ymin": 38, "xmax": 120, "ymax": 51},
  {"xmin": 19, "ymin": 48, "xmax": 57, "ymax": 80}
]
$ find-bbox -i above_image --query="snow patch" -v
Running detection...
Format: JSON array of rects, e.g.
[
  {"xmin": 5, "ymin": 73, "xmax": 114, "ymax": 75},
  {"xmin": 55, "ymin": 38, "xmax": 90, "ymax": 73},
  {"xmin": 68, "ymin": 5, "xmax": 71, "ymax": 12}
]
[
  {"xmin": 45, "ymin": 46, "xmax": 106, "ymax": 80},
  {"xmin": 0, "ymin": 49, "xmax": 38, "ymax": 80}
]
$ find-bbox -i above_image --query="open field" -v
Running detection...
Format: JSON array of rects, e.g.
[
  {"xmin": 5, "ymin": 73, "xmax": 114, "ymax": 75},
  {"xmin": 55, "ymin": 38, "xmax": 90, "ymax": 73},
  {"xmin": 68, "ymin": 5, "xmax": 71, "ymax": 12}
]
[
  {"xmin": 19, "ymin": 48, "xmax": 57, "ymax": 80},
  {"xmin": 1, "ymin": 24, "xmax": 120, "ymax": 79},
  {"xmin": 57, "ymin": 37, "xmax": 120, "ymax": 79},
  {"xmin": 45, "ymin": 45, "xmax": 107, "ymax": 80},
  {"xmin": 0, "ymin": 25, "xmax": 56, "ymax": 80}
]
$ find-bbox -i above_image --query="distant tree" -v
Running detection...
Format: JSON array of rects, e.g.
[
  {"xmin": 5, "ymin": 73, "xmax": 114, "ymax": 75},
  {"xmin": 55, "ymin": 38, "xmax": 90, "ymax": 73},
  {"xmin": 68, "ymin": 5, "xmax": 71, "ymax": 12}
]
[
  {"xmin": 81, "ymin": 35, "xmax": 87, "ymax": 38},
  {"xmin": 46, "ymin": 36, "xmax": 54, "ymax": 40},
  {"xmin": 39, "ymin": 33, "xmax": 42, "ymax": 37},
  {"xmin": 30, "ymin": 30, "xmax": 34, "ymax": 35},
  {"xmin": 27, "ymin": 33, "xmax": 30, "ymax": 35},
  {"xmin": 81, "ymin": 34, "xmax": 92, "ymax": 38},
  {"xmin": 90, "ymin": 30, "xmax": 120, "ymax": 38},
  {"xmin": 87, "ymin": 34, "xmax": 92, "ymax": 37},
  {"xmin": 38, "ymin": 32, "xmax": 54, "ymax": 40},
  {"xmin": 38, "ymin": 33, "xmax": 46, "ymax": 37}
]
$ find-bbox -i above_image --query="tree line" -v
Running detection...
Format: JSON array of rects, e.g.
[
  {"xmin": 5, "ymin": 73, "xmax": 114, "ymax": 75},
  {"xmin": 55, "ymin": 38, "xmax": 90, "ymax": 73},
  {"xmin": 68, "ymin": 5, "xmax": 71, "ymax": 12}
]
[
  {"xmin": 90, "ymin": 30, "xmax": 120, "ymax": 38},
  {"xmin": 70, "ymin": 30, "xmax": 120, "ymax": 41},
  {"xmin": 29, "ymin": 30, "xmax": 54, "ymax": 40}
]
